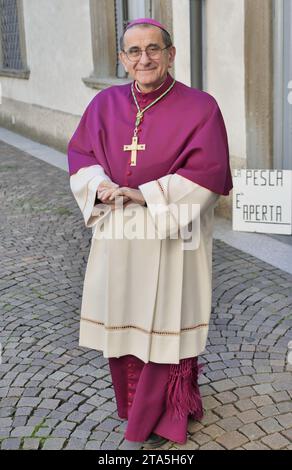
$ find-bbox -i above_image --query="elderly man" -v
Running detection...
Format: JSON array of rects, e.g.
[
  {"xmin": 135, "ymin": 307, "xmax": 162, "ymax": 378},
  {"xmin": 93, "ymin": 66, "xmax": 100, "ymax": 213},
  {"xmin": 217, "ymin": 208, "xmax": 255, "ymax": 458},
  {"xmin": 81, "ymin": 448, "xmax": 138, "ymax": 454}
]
[{"xmin": 67, "ymin": 18, "xmax": 232, "ymax": 448}]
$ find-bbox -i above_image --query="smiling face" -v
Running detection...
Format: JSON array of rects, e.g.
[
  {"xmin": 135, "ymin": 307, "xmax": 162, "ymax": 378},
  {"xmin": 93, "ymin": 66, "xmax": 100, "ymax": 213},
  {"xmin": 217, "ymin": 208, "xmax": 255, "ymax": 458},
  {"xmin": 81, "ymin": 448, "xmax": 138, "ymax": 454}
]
[{"xmin": 119, "ymin": 25, "xmax": 176, "ymax": 93}]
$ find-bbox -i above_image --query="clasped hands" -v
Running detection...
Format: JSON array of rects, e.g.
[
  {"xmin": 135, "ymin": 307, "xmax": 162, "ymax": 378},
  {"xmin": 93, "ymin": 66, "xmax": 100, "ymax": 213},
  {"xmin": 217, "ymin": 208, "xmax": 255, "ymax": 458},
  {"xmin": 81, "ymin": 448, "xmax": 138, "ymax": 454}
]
[{"xmin": 97, "ymin": 180, "xmax": 146, "ymax": 210}]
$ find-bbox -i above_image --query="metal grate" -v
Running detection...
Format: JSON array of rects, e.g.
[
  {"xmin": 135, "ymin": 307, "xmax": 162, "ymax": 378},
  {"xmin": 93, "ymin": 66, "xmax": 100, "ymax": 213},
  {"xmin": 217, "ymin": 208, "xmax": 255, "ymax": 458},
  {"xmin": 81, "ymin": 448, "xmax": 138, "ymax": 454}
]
[{"xmin": 0, "ymin": 0, "xmax": 23, "ymax": 69}]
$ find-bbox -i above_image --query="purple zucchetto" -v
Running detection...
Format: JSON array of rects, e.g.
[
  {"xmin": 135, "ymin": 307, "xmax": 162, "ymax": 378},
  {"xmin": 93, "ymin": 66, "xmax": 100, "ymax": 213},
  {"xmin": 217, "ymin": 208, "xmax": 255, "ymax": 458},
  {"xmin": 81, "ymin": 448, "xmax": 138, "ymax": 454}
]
[{"xmin": 124, "ymin": 18, "xmax": 169, "ymax": 35}]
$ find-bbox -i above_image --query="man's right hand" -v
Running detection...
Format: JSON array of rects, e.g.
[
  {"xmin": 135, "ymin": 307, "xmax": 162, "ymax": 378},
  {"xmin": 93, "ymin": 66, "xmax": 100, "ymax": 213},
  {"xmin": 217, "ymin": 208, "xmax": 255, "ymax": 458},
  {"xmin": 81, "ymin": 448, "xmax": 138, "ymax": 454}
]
[{"xmin": 97, "ymin": 181, "xmax": 130, "ymax": 207}]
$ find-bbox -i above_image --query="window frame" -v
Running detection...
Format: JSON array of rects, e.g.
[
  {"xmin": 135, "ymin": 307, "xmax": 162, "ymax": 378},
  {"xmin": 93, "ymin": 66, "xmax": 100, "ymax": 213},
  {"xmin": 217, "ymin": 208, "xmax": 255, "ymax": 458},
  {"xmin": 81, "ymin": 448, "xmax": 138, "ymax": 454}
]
[{"xmin": 0, "ymin": 0, "xmax": 30, "ymax": 79}]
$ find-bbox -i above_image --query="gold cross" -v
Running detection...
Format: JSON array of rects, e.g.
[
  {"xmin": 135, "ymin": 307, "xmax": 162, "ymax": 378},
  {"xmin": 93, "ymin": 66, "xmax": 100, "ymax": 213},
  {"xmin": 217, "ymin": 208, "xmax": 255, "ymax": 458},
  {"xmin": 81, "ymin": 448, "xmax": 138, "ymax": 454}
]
[{"xmin": 123, "ymin": 136, "xmax": 146, "ymax": 166}]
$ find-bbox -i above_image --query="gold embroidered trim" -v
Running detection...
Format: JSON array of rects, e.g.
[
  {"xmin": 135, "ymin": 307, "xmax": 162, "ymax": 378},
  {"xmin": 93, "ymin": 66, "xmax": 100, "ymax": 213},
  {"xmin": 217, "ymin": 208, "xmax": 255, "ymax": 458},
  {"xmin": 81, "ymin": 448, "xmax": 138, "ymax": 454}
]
[
  {"xmin": 157, "ymin": 180, "xmax": 167, "ymax": 203},
  {"xmin": 81, "ymin": 317, "xmax": 208, "ymax": 336}
]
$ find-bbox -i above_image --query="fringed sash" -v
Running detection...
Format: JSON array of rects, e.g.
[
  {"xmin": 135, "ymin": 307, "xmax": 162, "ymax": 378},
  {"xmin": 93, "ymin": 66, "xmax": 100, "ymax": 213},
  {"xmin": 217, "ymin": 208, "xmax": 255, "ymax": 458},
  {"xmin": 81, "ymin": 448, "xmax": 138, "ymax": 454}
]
[{"xmin": 166, "ymin": 357, "xmax": 204, "ymax": 420}]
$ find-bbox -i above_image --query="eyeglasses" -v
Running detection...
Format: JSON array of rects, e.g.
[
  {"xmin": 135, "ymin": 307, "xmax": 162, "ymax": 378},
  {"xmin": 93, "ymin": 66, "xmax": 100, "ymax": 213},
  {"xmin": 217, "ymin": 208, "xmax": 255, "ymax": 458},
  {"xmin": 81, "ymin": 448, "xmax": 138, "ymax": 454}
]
[{"xmin": 123, "ymin": 45, "xmax": 170, "ymax": 62}]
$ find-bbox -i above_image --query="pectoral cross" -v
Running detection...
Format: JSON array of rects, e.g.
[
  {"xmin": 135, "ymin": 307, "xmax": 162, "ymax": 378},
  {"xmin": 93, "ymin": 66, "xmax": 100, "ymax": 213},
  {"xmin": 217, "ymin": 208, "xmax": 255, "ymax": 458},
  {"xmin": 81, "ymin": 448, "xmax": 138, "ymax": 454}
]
[{"xmin": 123, "ymin": 136, "xmax": 146, "ymax": 166}]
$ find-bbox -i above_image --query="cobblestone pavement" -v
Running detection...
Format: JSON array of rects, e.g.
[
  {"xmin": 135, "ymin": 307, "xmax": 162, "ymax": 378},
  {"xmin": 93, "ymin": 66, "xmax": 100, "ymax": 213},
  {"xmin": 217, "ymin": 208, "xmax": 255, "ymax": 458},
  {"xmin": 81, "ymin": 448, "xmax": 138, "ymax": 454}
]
[{"xmin": 0, "ymin": 140, "xmax": 292, "ymax": 451}]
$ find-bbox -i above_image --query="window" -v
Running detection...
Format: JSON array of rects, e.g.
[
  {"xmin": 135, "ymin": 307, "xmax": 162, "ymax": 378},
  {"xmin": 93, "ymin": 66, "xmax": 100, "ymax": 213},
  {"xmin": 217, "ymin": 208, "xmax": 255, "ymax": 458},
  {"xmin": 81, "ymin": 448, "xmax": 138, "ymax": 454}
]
[
  {"xmin": 0, "ymin": 0, "xmax": 29, "ymax": 78},
  {"xmin": 115, "ymin": 0, "xmax": 153, "ymax": 78},
  {"xmin": 84, "ymin": 0, "xmax": 172, "ymax": 90}
]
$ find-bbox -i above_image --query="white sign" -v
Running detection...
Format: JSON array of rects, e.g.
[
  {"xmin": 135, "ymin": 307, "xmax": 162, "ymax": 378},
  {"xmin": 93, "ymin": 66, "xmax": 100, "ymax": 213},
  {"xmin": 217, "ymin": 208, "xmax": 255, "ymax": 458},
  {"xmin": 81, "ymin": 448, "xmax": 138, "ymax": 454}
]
[{"xmin": 232, "ymin": 169, "xmax": 292, "ymax": 234}]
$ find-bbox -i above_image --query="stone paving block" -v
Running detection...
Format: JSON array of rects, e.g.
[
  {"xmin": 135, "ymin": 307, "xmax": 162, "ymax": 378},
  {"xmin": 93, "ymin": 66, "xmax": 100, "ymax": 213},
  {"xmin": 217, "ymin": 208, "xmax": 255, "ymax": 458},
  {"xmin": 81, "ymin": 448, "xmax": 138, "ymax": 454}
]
[
  {"xmin": 35, "ymin": 427, "xmax": 52, "ymax": 437},
  {"xmin": 188, "ymin": 421, "xmax": 203, "ymax": 434},
  {"xmin": 39, "ymin": 399, "xmax": 60, "ymax": 410},
  {"xmin": 274, "ymin": 413, "xmax": 292, "ymax": 429},
  {"xmin": 1, "ymin": 438, "xmax": 22, "ymax": 450},
  {"xmin": 257, "ymin": 417, "xmax": 283, "ymax": 434},
  {"xmin": 198, "ymin": 411, "xmax": 218, "ymax": 427},
  {"xmin": 202, "ymin": 396, "xmax": 221, "ymax": 410},
  {"xmin": 237, "ymin": 410, "xmax": 263, "ymax": 424},
  {"xmin": 85, "ymin": 440, "xmax": 102, "ymax": 450},
  {"xmin": 66, "ymin": 411, "xmax": 87, "ymax": 424},
  {"xmin": 107, "ymin": 431, "xmax": 124, "ymax": 445},
  {"xmin": 232, "ymin": 376, "xmax": 256, "ymax": 387},
  {"xmin": 64, "ymin": 438, "xmax": 87, "ymax": 450},
  {"xmin": 191, "ymin": 432, "xmax": 211, "ymax": 446},
  {"xmin": 91, "ymin": 430, "xmax": 110, "ymax": 440},
  {"xmin": 251, "ymin": 395, "xmax": 273, "ymax": 407},
  {"xmin": 77, "ymin": 419, "xmax": 98, "ymax": 432},
  {"xmin": 258, "ymin": 404, "xmax": 280, "ymax": 418},
  {"xmin": 29, "ymin": 408, "xmax": 50, "ymax": 418},
  {"xmin": 234, "ymin": 386, "xmax": 256, "ymax": 399},
  {"xmin": 202, "ymin": 424, "xmax": 225, "ymax": 439},
  {"xmin": 218, "ymin": 416, "xmax": 243, "ymax": 432},
  {"xmin": 253, "ymin": 383, "xmax": 275, "ymax": 395},
  {"xmin": 86, "ymin": 395, "xmax": 108, "ymax": 407},
  {"xmin": 270, "ymin": 391, "xmax": 290, "ymax": 403},
  {"xmin": 214, "ymin": 391, "xmax": 238, "ymax": 404},
  {"xmin": 199, "ymin": 441, "xmax": 225, "ymax": 450},
  {"xmin": 17, "ymin": 397, "xmax": 42, "ymax": 408},
  {"xmin": 204, "ymin": 353, "xmax": 222, "ymax": 362},
  {"xmin": 234, "ymin": 399, "xmax": 256, "ymax": 412},
  {"xmin": 87, "ymin": 410, "xmax": 112, "ymax": 423},
  {"xmin": 97, "ymin": 418, "xmax": 120, "ymax": 432},
  {"xmin": 50, "ymin": 428, "xmax": 71, "ymax": 439},
  {"xmin": 214, "ymin": 404, "xmax": 237, "ymax": 418},
  {"xmin": 71, "ymin": 429, "xmax": 91, "ymax": 440},
  {"xmin": 0, "ymin": 428, "xmax": 11, "ymax": 439},
  {"xmin": 0, "ymin": 417, "xmax": 13, "ymax": 428},
  {"xmin": 243, "ymin": 441, "xmax": 270, "ymax": 450},
  {"xmin": 199, "ymin": 385, "xmax": 216, "ymax": 397},
  {"xmin": 22, "ymin": 438, "xmax": 41, "ymax": 450},
  {"xmin": 11, "ymin": 416, "xmax": 28, "ymax": 428},
  {"xmin": 261, "ymin": 432, "xmax": 290, "ymax": 450},
  {"xmin": 206, "ymin": 370, "xmax": 226, "ymax": 381},
  {"xmin": 216, "ymin": 431, "xmax": 249, "ymax": 450},
  {"xmin": 10, "ymin": 426, "xmax": 35, "ymax": 437},
  {"xmin": 211, "ymin": 379, "xmax": 235, "ymax": 392},
  {"xmin": 282, "ymin": 428, "xmax": 292, "ymax": 441},
  {"xmin": 42, "ymin": 438, "xmax": 66, "ymax": 450},
  {"xmin": 171, "ymin": 440, "xmax": 199, "ymax": 450},
  {"xmin": 239, "ymin": 423, "xmax": 266, "ymax": 440},
  {"xmin": 49, "ymin": 371, "xmax": 69, "ymax": 382},
  {"xmin": 225, "ymin": 368, "xmax": 242, "ymax": 378},
  {"xmin": 99, "ymin": 401, "xmax": 117, "ymax": 413},
  {"xmin": 100, "ymin": 441, "xmax": 119, "ymax": 450},
  {"xmin": 277, "ymin": 401, "xmax": 292, "ymax": 413}
]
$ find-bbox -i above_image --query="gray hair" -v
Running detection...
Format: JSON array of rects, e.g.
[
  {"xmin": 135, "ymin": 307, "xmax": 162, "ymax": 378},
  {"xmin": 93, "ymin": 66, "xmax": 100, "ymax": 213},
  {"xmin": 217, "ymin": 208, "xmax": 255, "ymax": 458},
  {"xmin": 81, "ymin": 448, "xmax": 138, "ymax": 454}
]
[{"xmin": 120, "ymin": 23, "xmax": 173, "ymax": 51}]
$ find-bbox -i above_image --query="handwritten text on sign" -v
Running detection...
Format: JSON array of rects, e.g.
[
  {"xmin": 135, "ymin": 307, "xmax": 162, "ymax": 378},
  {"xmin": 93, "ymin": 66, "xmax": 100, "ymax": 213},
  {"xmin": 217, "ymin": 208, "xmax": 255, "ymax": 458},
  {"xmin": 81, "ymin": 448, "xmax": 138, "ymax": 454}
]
[{"xmin": 232, "ymin": 169, "xmax": 292, "ymax": 234}]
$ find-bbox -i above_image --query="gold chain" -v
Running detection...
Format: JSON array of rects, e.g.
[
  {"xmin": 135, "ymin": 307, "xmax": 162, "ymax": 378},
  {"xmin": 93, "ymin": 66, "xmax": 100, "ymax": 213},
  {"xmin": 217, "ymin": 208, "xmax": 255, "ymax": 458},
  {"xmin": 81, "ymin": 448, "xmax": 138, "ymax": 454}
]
[{"xmin": 131, "ymin": 78, "xmax": 176, "ymax": 135}]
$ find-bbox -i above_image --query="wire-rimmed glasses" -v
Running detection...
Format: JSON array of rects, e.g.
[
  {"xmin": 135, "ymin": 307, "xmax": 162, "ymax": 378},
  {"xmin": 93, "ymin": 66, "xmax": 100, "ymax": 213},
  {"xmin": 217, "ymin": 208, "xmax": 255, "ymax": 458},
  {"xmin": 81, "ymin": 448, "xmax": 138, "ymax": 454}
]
[{"xmin": 123, "ymin": 45, "xmax": 170, "ymax": 62}]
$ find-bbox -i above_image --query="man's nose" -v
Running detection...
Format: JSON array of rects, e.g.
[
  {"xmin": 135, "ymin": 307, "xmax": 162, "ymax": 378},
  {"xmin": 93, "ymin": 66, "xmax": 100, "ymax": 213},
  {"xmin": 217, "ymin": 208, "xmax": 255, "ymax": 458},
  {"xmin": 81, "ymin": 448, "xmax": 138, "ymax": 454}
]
[{"xmin": 139, "ymin": 50, "xmax": 152, "ymax": 64}]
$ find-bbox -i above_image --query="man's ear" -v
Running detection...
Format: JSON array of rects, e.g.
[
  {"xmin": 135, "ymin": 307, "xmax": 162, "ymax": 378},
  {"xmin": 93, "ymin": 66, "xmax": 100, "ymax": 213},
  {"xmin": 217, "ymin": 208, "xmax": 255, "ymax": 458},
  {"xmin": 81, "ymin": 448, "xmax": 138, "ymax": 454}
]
[
  {"xmin": 168, "ymin": 46, "xmax": 176, "ymax": 68},
  {"xmin": 119, "ymin": 51, "xmax": 128, "ymax": 73}
]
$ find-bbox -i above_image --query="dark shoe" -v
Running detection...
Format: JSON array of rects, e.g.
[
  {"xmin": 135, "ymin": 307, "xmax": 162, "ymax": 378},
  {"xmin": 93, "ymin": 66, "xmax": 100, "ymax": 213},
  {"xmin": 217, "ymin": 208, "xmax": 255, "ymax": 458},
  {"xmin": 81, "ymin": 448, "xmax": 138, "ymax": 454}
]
[{"xmin": 142, "ymin": 433, "xmax": 168, "ymax": 449}]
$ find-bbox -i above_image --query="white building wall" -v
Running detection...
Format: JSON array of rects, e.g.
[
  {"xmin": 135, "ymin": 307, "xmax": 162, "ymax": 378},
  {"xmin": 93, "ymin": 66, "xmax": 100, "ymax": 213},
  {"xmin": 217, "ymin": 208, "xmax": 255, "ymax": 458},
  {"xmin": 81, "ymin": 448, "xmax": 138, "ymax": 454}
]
[
  {"xmin": 1, "ymin": 0, "xmax": 95, "ymax": 115},
  {"xmin": 205, "ymin": 0, "xmax": 246, "ymax": 161}
]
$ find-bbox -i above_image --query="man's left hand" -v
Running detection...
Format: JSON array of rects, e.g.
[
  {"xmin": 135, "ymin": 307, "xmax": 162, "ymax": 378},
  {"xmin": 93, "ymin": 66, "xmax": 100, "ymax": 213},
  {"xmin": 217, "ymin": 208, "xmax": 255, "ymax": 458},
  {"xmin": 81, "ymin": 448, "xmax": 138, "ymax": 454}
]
[{"xmin": 109, "ymin": 187, "xmax": 145, "ymax": 206}]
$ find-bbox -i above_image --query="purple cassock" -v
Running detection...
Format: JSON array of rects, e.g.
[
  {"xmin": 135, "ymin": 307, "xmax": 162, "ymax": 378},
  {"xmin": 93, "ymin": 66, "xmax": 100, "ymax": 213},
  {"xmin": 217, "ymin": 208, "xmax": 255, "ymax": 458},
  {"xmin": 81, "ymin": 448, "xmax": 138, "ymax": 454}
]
[
  {"xmin": 68, "ymin": 72, "xmax": 232, "ymax": 195},
  {"xmin": 67, "ymin": 71, "xmax": 232, "ymax": 445}
]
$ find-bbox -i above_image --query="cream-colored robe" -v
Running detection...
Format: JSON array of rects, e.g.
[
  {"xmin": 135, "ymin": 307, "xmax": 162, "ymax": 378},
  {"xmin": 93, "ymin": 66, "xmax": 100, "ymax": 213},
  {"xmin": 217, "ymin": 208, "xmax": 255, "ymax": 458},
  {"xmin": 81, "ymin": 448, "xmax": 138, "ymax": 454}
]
[{"xmin": 70, "ymin": 164, "xmax": 219, "ymax": 364}]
